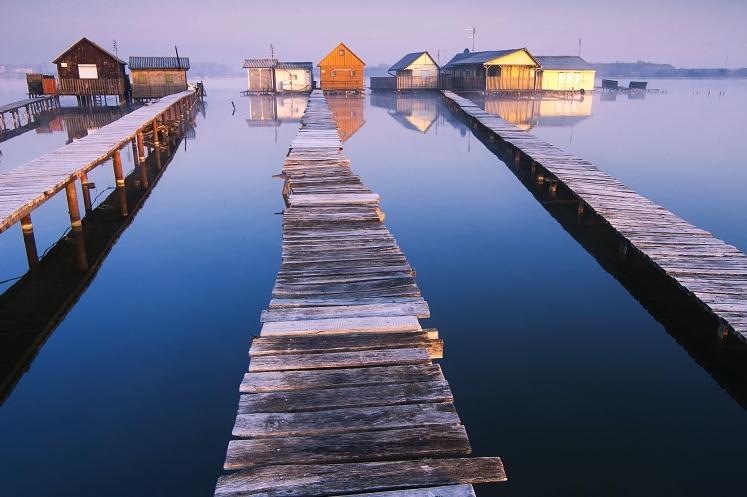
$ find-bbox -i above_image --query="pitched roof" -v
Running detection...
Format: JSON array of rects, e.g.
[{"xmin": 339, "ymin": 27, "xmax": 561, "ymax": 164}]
[
  {"xmin": 444, "ymin": 48, "xmax": 536, "ymax": 68},
  {"xmin": 243, "ymin": 59, "xmax": 278, "ymax": 69},
  {"xmin": 318, "ymin": 42, "xmax": 365, "ymax": 67},
  {"xmin": 53, "ymin": 37, "xmax": 126, "ymax": 65},
  {"xmin": 129, "ymin": 56, "xmax": 190, "ymax": 70},
  {"xmin": 389, "ymin": 51, "xmax": 437, "ymax": 72},
  {"xmin": 276, "ymin": 61, "xmax": 313, "ymax": 70},
  {"xmin": 535, "ymin": 55, "xmax": 595, "ymax": 71}
]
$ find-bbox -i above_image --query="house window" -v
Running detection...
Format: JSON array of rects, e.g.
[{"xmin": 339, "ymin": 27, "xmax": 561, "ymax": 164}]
[
  {"xmin": 351, "ymin": 69, "xmax": 355, "ymax": 76},
  {"xmin": 136, "ymin": 74, "xmax": 147, "ymax": 84},
  {"xmin": 165, "ymin": 73, "xmax": 174, "ymax": 84},
  {"xmin": 60, "ymin": 62, "xmax": 68, "ymax": 68},
  {"xmin": 339, "ymin": 49, "xmax": 345, "ymax": 57},
  {"xmin": 331, "ymin": 70, "xmax": 336, "ymax": 77},
  {"xmin": 291, "ymin": 74, "xmax": 298, "ymax": 80},
  {"xmin": 78, "ymin": 64, "xmax": 98, "ymax": 79}
]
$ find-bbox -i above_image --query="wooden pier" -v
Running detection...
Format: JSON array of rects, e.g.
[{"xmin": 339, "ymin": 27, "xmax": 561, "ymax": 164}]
[
  {"xmin": 215, "ymin": 90, "xmax": 507, "ymax": 496},
  {"xmin": 0, "ymin": 96, "xmax": 59, "ymax": 134},
  {"xmin": 442, "ymin": 90, "xmax": 747, "ymax": 343},
  {"xmin": 0, "ymin": 90, "xmax": 199, "ymax": 272}
]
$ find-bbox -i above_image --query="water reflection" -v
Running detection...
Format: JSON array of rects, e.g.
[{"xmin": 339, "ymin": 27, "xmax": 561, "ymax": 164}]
[
  {"xmin": 370, "ymin": 93, "xmax": 439, "ymax": 133},
  {"xmin": 0, "ymin": 104, "xmax": 200, "ymax": 404},
  {"xmin": 245, "ymin": 94, "xmax": 308, "ymax": 127},
  {"xmin": 326, "ymin": 94, "xmax": 365, "ymax": 141},
  {"xmin": 468, "ymin": 93, "xmax": 593, "ymax": 131}
]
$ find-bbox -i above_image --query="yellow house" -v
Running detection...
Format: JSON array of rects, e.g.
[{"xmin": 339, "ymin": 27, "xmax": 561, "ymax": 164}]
[{"xmin": 536, "ymin": 56, "xmax": 596, "ymax": 91}]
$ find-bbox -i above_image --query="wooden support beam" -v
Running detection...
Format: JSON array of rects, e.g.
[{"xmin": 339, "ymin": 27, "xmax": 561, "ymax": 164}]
[
  {"xmin": 65, "ymin": 182, "xmax": 88, "ymax": 270},
  {"xmin": 136, "ymin": 131, "xmax": 145, "ymax": 164},
  {"xmin": 80, "ymin": 172, "xmax": 93, "ymax": 214},
  {"xmin": 20, "ymin": 214, "xmax": 38, "ymax": 269},
  {"xmin": 112, "ymin": 149, "xmax": 127, "ymax": 216}
]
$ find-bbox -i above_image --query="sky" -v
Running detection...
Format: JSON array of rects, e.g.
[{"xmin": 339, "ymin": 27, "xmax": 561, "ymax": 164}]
[{"xmin": 1, "ymin": 0, "xmax": 746, "ymax": 68}]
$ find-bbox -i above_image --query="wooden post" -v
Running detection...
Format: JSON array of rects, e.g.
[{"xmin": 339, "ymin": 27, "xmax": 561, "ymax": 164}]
[
  {"xmin": 716, "ymin": 320, "xmax": 729, "ymax": 342},
  {"xmin": 152, "ymin": 119, "xmax": 160, "ymax": 147},
  {"xmin": 65, "ymin": 182, "xmax": 88, "ymax": 270},
  {"xmin": 80, "ymin": 172, "xmax": 93, "ymax": 214},
  {"xmin": 577, "ymin": 202, "xmax": 585, "ymax": 220},
  {"xmin": 132, "ymin": 139, "xmax": 149, "ymax": 189},
  {"xmin": 136, "ymin": 131, "xmax": 145, "ymax": 163},
  {"xmin": 618, "ymin": 239, "xmax": 629, "ymax": 261},
  {"xmin": 155, "ymin": 147, "xmax": 162, "ymax": 170},
  {"xmin": 20, "ymin": 214, "xmax": 39, "ymax": 269},
  {"xmin": 112, "ymin": 149, "xmax": 128, "ymax": 216}
]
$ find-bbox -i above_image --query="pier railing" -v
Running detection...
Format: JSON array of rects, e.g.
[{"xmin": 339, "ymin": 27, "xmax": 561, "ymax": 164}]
[{"xmin": 57, "ymin": 78, "xmax": 126, "ymax": 96}]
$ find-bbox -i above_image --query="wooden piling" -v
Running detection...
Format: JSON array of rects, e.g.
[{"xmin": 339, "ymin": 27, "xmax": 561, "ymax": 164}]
[
  {"xmin": 136, "ymin": 131, "xmax": 145, "ymax": 164},
  {"xmin": 65, "ymin": 182, "xmax": 88, "ymax": 271},
  {"xmin": 80, "ymin": 172, "xmax": 93, "ymax": 214},
  {"xmin": 112, "ymin": 149, "xmax": 128, "ymax": 217},
  {"xmin": 20, "ymin": 215, "xmax": 38, "ymax": 269}
]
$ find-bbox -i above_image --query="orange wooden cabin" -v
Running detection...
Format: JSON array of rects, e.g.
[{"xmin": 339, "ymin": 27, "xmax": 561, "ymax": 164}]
[{"xmin": 318, "ymin": 42, "xmax": 365, "ymax": 92}]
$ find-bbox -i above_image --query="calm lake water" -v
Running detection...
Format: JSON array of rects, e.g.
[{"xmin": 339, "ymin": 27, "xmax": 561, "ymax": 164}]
[{"xmin": 0, "ymin": 77, "xmax": 746, "ymax": 496}]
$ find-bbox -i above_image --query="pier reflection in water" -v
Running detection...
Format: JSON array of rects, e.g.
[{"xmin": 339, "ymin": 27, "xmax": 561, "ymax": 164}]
[
  {"xmin": 367, "ymin": 90, "xmax": 747, "ymax": 411},
  {"xmin": 0, "ymin": 103, "xmax": 201, "ymax": 404}
]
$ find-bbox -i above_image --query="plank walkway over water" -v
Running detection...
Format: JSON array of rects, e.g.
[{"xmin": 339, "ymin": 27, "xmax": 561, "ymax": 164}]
[
  {"xmin": 0, "ymin": 90, "xmax": 194, "ymax": 234},
  {"xmin": 215, "ymin": 90, "xmax": 507, "ymax": 497},
  {"xmin": 0, "ymin": 96, "xmax": 56, "ymax": 115},
  {"xmin": 443, "ymin": 90, "xmax": 747, "ymax": 342}
]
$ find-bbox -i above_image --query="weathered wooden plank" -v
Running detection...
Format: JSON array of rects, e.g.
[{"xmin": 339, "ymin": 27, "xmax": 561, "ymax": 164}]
[
  {"xmin": 232, "ymin": 402, "xmax": 460, "ymax": 437},
  {"xmin": 260, "ymin": 316, "xmax": 421, "ymax": 335},
  {"xmin": 248, "ymin": 347, "xmax": 432, "ymax": 372},
  {"xmin": 214, "ymin": 457, "xmax": 507, "ymax": 497},
  {"xmin": 249, "ymin": 332, "xmax": 435, "ymax": 355},
  {"xmin": 260, "ymin": 302, "xmax": 430, "ymax": 322},
  {"xmin": 225, "ymin": 424, "xmax": 471, "ymax": 469},
  {"xmin": 238, "ymin": 379, "xmax": 453, "ymax": 413},
  {"xmin": 240, "ymin": 364, "xmax": 446, "ymax": 393}
]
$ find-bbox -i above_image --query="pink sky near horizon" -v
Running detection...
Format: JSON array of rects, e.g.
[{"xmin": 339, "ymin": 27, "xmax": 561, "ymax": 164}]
[{"xmin": 1, "ymin": 0, "xmax": 745, "ymax": 68}]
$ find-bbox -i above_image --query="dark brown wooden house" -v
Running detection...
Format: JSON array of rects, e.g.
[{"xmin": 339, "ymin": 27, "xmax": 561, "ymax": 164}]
[
  {"xmin": 52, "ymin": 37, "xmax": 130, "ymax": 104},
  {"xmin": 441, "ymin": 48, "xmax": 540, "ymax": 92},
  {"xmin": 129, "ymin": 56, "xmax": 190, "ymax": 100}
]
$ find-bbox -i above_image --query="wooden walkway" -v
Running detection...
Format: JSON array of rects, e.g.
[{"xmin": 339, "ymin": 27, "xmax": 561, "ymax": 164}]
[
  {"xmin": 0, "ymin": 90, "xmax": 195, "ymax": 234},
  {"xmin": 443, "ymin": 90, "xmax": 747, "ymax": 342},
  {"xmin": 0, "ymin": 96, "xmax": 58, "ymax": 132},
  {"xmin": 215, "ymin": 90, "xmax": 507, "ymax": 497}
]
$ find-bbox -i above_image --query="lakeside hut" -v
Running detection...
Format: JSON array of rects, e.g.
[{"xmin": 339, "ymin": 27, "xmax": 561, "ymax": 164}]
[
  {"xmin": 371, "ymin": 51, "xmax": 439, "ymax": 91},
  {"xmin": 52, "ymin": 37, "xmax": 130, "ymax": 104},
  {"xmin": 243, "ymin": 59, "xmax": 278, "ymax": 93},
  {"xmin": 535, "ymin": 56, "xmax": 596, "ymax": 92},
  {"xmin": 318, "ymin": 42, "xmax": 365, "ymax": 92},
  {"xmin": 441, "ymin": 48, "xmax": 540, "ymax": 92},
  {"xmin": 273, "ymin": 62, "xmax": 314, "ymax": 93},
  {"xmin": 128, "ymin": 56, "xmax": 190, "ymax": 100}
]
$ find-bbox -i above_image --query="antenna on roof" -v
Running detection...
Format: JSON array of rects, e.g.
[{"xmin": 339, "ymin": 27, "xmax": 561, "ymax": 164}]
[
  {"xmin": 270, "ymin": 43, "xmax": 275, "ymax": 59},
  {"xmin": 578, "ymin": 38, "xmax": 582, "ymax": 57},
  {"xmin": 465, "ymin": 27, "xmax": 476, "ymax": 52},
  {"xmin": 112, "ymin": 40, "xmax": 118, "ymax": 56},
  {"xmin": 174, "ymin": 45, "xmax": 181, "ymax": 69}
]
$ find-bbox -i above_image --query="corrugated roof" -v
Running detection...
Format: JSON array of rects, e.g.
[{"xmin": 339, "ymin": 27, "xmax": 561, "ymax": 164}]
[
  {"xmin": 243, "ymin": 59, "xmax": 278, "ymax": 69},
  {"xmin": 444, "ymin": 48, "xmax": 529, "ymax": 68},
  {"xmin": 389, "ymin": 51, "xmax": 437, "ymax": 72},
  {"xmin": 129, "ymin": 56, "xmax": 190, "ymax": 70},
  {"xmin": 276, "ymin": 61, "xmax": 313, "ymax": 70},
  {"xmin": 535, "ymin": 56, "xmax": 595, "ymax": 71}
]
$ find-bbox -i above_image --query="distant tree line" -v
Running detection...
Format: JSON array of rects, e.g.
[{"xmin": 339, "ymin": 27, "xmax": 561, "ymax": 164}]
[{"xmin": 592, "ymin": 61, "xmax": 747, "ymax": 78}]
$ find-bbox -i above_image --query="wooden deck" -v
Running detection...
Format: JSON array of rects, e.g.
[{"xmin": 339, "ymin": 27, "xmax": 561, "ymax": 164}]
[
  {"xmin": 0, "ymin": 90, "xmax": 195, "ymax": 234},
  {"xmin": 215, "ymin": 90, "xmax": 507, "ymax": 497},
  {"xmin": 443, "ymin": 90, "xmax": 747, "ymax": 342}
]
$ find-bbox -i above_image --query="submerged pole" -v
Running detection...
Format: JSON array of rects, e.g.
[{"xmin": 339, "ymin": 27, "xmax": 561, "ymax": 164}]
[
  {"xmin": 20, "ymin": 214, "xmax": 39, "ymax": 269},
  {"xmin": 65, "ymin": 182, "xmax": 88, "ymax": 270},
  {"xmin": 112, "ymin": 149, "xmax": 128, "ymax": 217}
]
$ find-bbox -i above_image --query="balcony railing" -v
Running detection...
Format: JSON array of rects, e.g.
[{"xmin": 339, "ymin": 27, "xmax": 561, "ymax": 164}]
[{"xmin": 57, "ymin": 78, "xmax": 126, "ymax": 96}]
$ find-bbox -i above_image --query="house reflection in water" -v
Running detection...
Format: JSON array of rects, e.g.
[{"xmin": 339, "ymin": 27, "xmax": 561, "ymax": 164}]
[
  {"xmin": 35, "ymin": 106, "xmax": 128, "ymax": 143},
  {"xmin": 245, "ymin": 94, "xmax": 308, "ymax": 127},
  {"xmin": 370, "ymin": 93, "xmax": 439, "ymax": 133},
  {"xmin": 470, "ymin": 93, "xmax": 593, "ymax": 131},
  {"xmin": 325, "ymin": 94, "xmax": 365, "ymax": 142}
]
